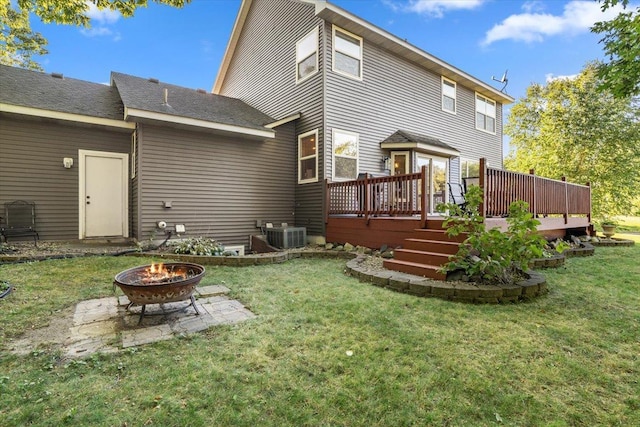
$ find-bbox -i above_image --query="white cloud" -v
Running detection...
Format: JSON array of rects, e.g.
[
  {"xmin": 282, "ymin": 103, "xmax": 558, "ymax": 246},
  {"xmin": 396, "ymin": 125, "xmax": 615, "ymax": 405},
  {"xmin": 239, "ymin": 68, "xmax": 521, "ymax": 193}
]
[
  {"xmin": 80, "ymin": 27, "xmax": 113, "ymax": 37},
  {"xmin": 482, "ymin": 0, "xmax": 627, "ymax": 46},
  {"xmin": 85, "ymin": 2, "xmax": 121, "ymax": 25},
  {"xmin": 545, "ymin": 73, "xmax": 578, "ymax": 82},
  {"xmin": 386, "ymin": 0, "xmax": 486, "ymax": 18}
]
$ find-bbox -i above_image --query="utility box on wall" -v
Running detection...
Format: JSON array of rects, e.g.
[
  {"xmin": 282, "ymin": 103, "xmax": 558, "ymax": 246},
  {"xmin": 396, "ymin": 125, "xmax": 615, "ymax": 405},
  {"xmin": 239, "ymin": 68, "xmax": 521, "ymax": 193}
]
[{"xmin": 266, "ymin": 226, "xmax": 306, "ymax": 249}]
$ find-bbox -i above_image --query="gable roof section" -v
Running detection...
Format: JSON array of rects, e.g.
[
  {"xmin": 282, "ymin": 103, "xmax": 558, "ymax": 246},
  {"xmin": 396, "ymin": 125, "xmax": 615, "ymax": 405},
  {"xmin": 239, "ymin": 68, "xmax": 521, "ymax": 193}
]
[
  {"xmin": 0, "ymin": 64, "xmax": 132, "ymax": 129},
  {"xmin": 380, "ymin": 130, "xmax": 460, "ymax": 157},
  {"xmin": 213, "ymin": 0, "xmax": 513, "ymax": 105},
  {"xmin": 112, "ymin": 72, "xmax": 275, "ymax": 139}
]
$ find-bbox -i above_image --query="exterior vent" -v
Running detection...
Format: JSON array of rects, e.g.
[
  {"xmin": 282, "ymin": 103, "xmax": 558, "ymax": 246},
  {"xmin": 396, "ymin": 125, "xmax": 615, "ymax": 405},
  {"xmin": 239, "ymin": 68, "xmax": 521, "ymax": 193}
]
[
  {"xmin": 148, "ymin": 77, "xmax": 159, "ymax": 84},
  {"xmin": 196, "ymin": 88, "xmax": 207, "ymax": 94},
  {"xmin": 266, "ymin": 226, "xmax": 306, "ymax": 249},
  {"xmin": 51, "ymin": 72, "xmax": 64, "ymax": 79}
]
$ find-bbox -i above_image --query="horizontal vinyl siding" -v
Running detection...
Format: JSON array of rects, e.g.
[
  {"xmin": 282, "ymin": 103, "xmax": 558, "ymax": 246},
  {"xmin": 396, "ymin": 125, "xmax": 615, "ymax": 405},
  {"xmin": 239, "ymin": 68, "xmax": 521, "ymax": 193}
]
[
  {"xmin": 218, "ymin": 0, "xmax": 325, "ymax": 235},
  {"xmin": 137, "ymin": 123, "xmax": 296, "ymax": 249},
  {"xmin": 324, "ymin": 21, "xmax": 504, "ymax": 182},
  {"xmin": 0, "ymin": 116, "xmax": 131, "ymax": 240}
]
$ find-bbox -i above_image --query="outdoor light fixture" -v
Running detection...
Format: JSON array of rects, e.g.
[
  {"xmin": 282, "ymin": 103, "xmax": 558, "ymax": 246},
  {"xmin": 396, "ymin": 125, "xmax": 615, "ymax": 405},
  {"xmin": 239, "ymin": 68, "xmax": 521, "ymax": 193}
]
[
  {"xmin": 63, "ymin": 157, "xmax": 73, "ymax": 168},
  {"xmin": 381, "ymin": 156, "xmax": 391, "ymax": 172}
]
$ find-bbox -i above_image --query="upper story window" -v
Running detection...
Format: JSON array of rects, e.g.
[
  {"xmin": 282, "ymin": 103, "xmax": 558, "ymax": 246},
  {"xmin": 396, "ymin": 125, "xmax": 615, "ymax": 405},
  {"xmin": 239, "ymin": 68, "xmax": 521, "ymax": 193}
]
[
  {"xmin": 332, "ymin": 129, "xmax": 359, "ymax": 180},
  {"xmin": 298, "ymin": 129, "xmax": 318, "ymax": 184},
  {"xmin": 332, "ymin": 26, "xmax": 362, "ymax": 80},
  {"xmin": 442, "ymin": 77, "xmax": 456, "ymax": 113},
  {"xmin": 476, "ymin": 94, "xmax": 496, "ymax": 133},
  {"xmin": 296, "ymin": 27, "xmax": 319, "ymax": 83}
]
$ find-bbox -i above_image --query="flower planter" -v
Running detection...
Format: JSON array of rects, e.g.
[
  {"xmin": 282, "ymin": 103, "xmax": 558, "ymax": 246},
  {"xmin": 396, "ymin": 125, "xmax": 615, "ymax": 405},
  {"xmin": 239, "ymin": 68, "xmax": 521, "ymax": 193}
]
[{"xmin": 601, "ymin": 224, "xmax": 616, "ymax": 238}]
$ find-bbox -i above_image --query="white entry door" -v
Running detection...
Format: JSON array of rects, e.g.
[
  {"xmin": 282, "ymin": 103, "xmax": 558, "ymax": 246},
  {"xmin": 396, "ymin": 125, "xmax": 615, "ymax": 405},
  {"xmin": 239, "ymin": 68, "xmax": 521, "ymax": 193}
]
[{"xmin": 79, "ymin": 150, "xmax": 129, "ymax": 238}]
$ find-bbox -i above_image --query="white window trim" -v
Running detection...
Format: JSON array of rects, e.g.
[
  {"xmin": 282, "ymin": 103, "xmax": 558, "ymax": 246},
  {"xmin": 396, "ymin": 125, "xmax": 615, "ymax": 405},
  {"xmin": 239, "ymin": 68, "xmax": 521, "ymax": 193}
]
[
  {"xmin": 296, "ymin": 26, "xmax": 319, "ymax": 84},
  {"xmin": 332, "ymin": 25, "xmax": 363, "ymax": 81},
  {"xmin": 130, "ymin": 130, "xmax": 137, "ymax": 179},
  {"xmin": 441, "ymin": 76, "xmax": 456, "ymax": 114},
  {"xmin": 332, "ymin": 129, "xmax": 359, "ymax": 181},
  {"xmin": 475, "ymin": 93, "xmax": 497, "ymax": 135},
  {"xmin": 298, "ymin": 129, "xmax": 319, "ymax": 184}
]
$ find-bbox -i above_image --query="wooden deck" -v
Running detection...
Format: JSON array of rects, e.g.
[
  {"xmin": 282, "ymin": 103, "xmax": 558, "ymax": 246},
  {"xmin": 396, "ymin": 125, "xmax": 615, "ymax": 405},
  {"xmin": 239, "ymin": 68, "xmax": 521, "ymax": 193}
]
[{"xmin": 326, "ymin": 158, "xmax": 592, "ymax": 249}]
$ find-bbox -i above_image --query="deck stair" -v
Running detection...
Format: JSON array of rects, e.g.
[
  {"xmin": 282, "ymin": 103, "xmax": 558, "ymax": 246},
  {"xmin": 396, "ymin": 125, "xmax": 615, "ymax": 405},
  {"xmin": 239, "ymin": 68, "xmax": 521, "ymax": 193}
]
[{"xmin": 383, "ymin": 227, "xmax": 467, "ymax": 280}]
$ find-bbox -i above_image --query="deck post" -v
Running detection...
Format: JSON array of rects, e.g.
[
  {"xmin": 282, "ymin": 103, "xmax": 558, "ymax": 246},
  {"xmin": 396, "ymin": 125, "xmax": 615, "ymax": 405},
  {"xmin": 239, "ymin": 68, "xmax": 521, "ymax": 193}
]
[
  {"xmin": 562, "ymin": 176, "xmax": 568, "ymax": 224},
  {"xmin": 324, "ymin": 179, "xmax": 330, "ymax": 224},
  {"xmin": 479, "ymin": 158, "xmax": 487, "ymax": 218},
  {"xmin": 364, "ymin": 173, "xmax": 370, "ymax": 224},
  {"xmin": 529, "ymin": 168, "xmax": 537, "ymax": 217},
  {"xmin": 586, "ymin": 181, "xmax": 592, "ymax": 224},
  {"xmin": 420, "ymin": 165, "xmax": 428, "ymax": 228}
]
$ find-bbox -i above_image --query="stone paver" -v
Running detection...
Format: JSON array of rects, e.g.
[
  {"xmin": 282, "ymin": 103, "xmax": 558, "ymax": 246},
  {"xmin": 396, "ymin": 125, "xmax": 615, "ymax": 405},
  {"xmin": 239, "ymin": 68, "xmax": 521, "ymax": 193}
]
[
  {"xmin": 59, "ymin": 285, "xmax": 256, "ymax": 356},
  {"xmin": 121, "ymin": 324, "xmax": 173, "ymax": 348}
]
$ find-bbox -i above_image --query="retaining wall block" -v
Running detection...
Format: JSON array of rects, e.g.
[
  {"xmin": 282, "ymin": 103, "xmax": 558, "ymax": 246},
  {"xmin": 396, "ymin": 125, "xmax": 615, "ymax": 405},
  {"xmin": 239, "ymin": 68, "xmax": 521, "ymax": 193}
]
[
  {"xmin": 430, "ymin": 282, "xmax": 455, "ymax": 297},
  {"xmin": 478, "ymin": 285, "xmax": 503, "ymax": 298}
]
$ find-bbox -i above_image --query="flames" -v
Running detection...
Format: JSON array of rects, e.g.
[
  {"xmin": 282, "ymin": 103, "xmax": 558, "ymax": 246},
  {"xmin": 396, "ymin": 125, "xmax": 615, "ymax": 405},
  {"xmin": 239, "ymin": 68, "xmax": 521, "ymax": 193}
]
[{"xmin": 142, "ymin": 262, "xmax": 185, "ymax": 284}]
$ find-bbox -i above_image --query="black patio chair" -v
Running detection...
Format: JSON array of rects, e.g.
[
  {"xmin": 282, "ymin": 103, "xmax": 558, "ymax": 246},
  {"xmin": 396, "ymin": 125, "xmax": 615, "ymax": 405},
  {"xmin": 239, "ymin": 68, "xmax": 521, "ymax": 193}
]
[
  {"xmin": 447, "ymin": 183, "xmax": 467, "ymax": 212},
  {"xmin": 0, "ymin": 200, "xmax": 40, "ymax": 245}
]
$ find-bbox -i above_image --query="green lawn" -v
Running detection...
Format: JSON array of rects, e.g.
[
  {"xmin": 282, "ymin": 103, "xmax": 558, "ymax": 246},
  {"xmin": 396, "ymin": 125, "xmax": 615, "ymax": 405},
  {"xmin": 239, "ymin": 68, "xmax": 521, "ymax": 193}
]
[{"xmin": 1, "ymin": 243, "xmax": 638, "ymax": 426}]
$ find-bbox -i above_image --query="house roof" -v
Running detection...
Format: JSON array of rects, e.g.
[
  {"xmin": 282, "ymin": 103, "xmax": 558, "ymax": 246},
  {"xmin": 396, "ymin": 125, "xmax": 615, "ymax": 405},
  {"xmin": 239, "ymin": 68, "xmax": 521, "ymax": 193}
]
[
  {"xmin": 111, "ymin": 72, "xmax": 276, "ymax": 138},
  {"xmin": 0, "ymin": 64, "xmax": 132, "ymax": 129},
  {"xmin": 213, "ymin": 0, "xmax": 514, "ymax": 104},
  {"xmin": 380, "ymin": 130, "xmax": 460, "ymax": 157}
]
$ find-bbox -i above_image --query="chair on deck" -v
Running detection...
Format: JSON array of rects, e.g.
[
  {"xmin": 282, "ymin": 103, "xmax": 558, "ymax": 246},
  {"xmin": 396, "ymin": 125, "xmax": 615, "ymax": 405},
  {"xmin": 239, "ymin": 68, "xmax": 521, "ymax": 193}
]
[
  {"xmin": 0, "ymin": 200, "xmax": 40, "ymax": 245},
  {"xmin": 447, "ymin": 183, "xmax": 467, "ymax": 212}
]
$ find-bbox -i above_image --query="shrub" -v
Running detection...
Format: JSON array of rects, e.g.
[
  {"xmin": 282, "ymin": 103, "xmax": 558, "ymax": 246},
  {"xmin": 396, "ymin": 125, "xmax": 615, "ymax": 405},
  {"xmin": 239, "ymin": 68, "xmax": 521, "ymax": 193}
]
[
  {"xmin": 172, "ymin": 237, "xmax": 224, "ymax": 256},
  {"xmin": 436, "ymin": 185, "xmax": 546, "ymax": 285}
]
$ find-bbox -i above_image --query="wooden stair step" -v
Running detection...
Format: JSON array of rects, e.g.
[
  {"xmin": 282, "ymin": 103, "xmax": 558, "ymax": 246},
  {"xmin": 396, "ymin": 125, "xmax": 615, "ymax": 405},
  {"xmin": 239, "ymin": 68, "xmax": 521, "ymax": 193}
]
[
  {"xmin": 383, "ymin": 259, "xmax": 446, "ymax": 280},
  {"xmin": 412, "ymin": 228, "xmax": 467, "ymax": 243},
  {"xmin": 403, "ymin": 238, "xmax": 460, "ymax": 255},
  {"xmin": 393, "ymin": 249, "xmax": 452, "ymax": 266}
]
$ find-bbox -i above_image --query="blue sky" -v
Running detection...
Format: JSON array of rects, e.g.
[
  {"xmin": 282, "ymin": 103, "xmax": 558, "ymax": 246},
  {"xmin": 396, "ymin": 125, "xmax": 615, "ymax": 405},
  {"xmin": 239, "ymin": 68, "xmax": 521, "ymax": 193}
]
[{"xmin": 31, "ymin": 0, "xmax": 624, "ymax": 110}]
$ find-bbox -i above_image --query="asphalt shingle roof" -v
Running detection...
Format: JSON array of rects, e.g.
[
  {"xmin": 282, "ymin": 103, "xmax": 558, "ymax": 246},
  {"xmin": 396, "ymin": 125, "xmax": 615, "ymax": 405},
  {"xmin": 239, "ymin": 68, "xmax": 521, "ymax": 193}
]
[
  {"xmin": 381, "ymin": 130, "xmax": 459, "ymax": 153},
  {"xmin": 110, "ymin": 72, "xmax": 274, "ymax": 132},
  {"xmin": 0, "ymin": 64, "xmax": 124, "ymax": 120}
]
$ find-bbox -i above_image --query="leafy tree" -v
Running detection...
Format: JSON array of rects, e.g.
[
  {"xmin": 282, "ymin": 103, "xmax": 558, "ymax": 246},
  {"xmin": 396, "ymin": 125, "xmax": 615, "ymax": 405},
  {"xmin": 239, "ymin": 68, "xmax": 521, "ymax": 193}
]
[
  {"xmin": 592, "ymin": 0, "xmax": 640, "ymax": 98},
  {"xmin": 1, "ymin": 0, "xmax": 188, "ymax": 70},
  {"xmin": 504, "ymin": 63, "xmax": 640, "ymax": 220}
]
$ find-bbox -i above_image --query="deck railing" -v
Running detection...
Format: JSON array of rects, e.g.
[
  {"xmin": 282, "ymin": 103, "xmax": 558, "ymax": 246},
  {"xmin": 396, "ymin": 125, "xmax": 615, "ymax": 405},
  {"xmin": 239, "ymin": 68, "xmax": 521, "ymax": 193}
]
[
  {"xmin": 479, "ymin": 158, "xmax": 591, "ymax": 222},
  {"xmin": 326, "ymin": 167, "xmax": 429, "ymax": 225},
  {"xmin": 326, "ymin": 158, "xmax": 591, "ymax": 224}
]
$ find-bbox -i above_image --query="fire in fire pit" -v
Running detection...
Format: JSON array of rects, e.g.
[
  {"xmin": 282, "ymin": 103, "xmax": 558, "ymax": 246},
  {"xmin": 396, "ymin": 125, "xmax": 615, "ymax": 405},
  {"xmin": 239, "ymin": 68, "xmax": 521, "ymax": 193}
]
[{"xmin": 114, "ymin": 262, "xmax": 206, "ymax": 324}]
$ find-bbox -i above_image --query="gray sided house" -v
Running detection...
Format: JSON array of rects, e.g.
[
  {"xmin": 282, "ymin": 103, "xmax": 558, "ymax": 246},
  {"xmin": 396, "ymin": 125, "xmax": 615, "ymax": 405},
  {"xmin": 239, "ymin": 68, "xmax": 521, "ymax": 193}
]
[
  {"xmin": 0, "ymin": 64, "xmax": 296, "ymax": 248},
  {"xmin": 214, "ymin": 0, "xmax": 514, "ymax": 237}
]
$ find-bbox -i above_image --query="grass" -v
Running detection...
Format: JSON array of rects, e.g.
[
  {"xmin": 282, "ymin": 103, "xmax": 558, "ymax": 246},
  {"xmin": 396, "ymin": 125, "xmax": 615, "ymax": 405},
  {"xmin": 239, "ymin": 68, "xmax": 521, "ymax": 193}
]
[
  {"xmin": 0, "ymin": 246, "xmax": 639, "ymax": 426},
  {"xmin": 616, "ymin": 216, "xmax": 640, "ymax": 233}
]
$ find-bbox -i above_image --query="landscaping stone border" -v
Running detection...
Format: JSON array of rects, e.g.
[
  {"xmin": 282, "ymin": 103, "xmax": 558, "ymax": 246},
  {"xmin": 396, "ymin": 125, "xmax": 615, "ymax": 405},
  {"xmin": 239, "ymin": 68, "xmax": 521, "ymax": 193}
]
[
  {"xmin": 530, "ymin": 253, "xmax": 565, "ymax": 269},
  {"xmin": 563, "ymin": 242, "xmax": 595, "ymax": 257},
  {"xmin": 345, "ymin": 255, "xmax": 547, "ymax": 304},
  {"xmin": 590, "ymin": 238, "xmax": 635, "ymax": 247}
]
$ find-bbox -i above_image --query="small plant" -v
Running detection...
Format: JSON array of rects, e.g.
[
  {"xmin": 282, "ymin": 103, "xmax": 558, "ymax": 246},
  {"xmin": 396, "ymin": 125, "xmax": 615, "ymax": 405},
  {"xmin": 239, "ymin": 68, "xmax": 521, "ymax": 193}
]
[
  {"xmin": 436, "ymin": 185, "xmax": 547, "ymax": 285},
  {"xmin": 599, "ymin": 216, "xmax": 618, "ymax": 227},
  {"xmin": 172, "ymin": 237, "xmax": 224, "ymax": 256}
]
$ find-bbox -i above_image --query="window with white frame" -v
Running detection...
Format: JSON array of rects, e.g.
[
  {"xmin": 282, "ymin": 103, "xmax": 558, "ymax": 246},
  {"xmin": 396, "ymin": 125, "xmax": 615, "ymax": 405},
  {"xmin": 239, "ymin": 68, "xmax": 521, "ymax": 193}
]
[
  {"xmin": 332, "ymin": 26, "xmax": 362, "ymax": 80},
  {"xmin": 442, "ymin": 77, "xmax": 456, "ymax": 113},
  {"xmin": 332, "ymin": 129, "xmax": 358, "ymax": 180},
  {"xmin": 298, "ymin": 129, "xmax": 318, "ymax": 183},
  {"xmin": 296, "ymin": 27, "xmax": 318, "ymax": 83},
  {"xmin": 476, "ymin": 94, "xmax": 496, "ymax": 133}
]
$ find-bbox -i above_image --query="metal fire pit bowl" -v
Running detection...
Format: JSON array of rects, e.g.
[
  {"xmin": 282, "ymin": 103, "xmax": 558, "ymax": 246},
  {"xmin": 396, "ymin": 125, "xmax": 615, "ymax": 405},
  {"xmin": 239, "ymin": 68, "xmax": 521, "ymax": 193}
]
[{"xmin": 114, "ymin": 262, "xmax": 205, "ymax": 324}]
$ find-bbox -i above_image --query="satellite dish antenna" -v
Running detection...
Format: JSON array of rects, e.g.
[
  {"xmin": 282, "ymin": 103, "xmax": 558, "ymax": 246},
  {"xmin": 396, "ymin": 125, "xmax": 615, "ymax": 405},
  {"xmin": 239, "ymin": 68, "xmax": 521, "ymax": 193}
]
[{"xmin": 492, "ymin": 69, "xmax": 509, "ymax": 93}]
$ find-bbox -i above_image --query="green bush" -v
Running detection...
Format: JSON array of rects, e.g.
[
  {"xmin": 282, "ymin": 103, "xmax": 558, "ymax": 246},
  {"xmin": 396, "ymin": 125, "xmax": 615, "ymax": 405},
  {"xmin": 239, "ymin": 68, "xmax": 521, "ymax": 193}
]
[
  {"xmin": 172, "ymin": 237, "xmax": 224, "ymax": 256},
  {"xmin": 436, "ymin": 185, "xmax": 546, "ymax": 285}
]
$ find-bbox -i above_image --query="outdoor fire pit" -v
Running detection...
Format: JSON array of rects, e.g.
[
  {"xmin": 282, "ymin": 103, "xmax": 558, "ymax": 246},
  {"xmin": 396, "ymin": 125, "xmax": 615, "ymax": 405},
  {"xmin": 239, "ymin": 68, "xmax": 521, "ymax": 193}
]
[{"xmin": 114, "ymin": 262, "xmax": 205, "ymax": 324}]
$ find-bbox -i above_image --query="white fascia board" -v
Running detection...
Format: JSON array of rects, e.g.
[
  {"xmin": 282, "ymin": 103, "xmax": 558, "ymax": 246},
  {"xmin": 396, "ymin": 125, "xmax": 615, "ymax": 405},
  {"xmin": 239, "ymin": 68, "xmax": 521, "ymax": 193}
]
[
  {"xmin": 315, "ymin": 2, "xmax": 514, "ymax": 105},
  {"xmin": 264, "ymin": 112, "xmax": 301, "ymax": 129},
  {"xmin": 212, "ymin": 0, "xmax": 253, "ymax": 94},
  {"xmin": 380, "ymin": 141, "xmax": 460, "ymax": 157},
  {"xmin": 125, "ymin": 107, "xmax": 275, "ymax": 139},
  {"xmin": 0, "ymin": 103, "xmax": 135, "ymax": 129}
]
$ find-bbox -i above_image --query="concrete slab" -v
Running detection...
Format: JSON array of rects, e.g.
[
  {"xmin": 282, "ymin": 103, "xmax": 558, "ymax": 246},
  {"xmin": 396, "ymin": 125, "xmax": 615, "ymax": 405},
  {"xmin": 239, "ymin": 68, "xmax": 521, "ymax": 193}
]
[
  {"xmin": 196, "ymin": 285, "xmax": 230, "ymax": 297},
  {"xmin": 122, "ymin": 324, "xmax": 173, "ymax": 348}
]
